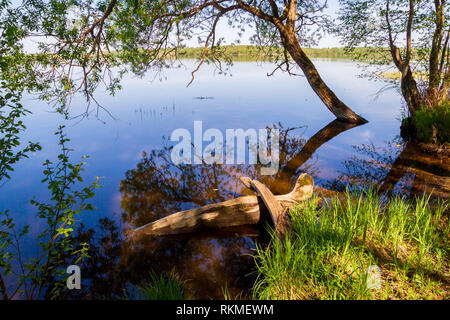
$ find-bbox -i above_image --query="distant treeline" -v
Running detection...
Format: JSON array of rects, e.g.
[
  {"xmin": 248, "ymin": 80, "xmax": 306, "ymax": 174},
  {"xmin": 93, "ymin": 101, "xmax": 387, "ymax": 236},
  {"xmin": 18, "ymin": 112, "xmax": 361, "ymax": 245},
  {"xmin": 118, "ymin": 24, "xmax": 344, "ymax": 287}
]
[
  {"xmin": 25, "ymin": 45, "xmax": 394, "ymax": 63},
  {"xmin": 177, "ymin": 45, "xmax": 392, "ymax": 61}
]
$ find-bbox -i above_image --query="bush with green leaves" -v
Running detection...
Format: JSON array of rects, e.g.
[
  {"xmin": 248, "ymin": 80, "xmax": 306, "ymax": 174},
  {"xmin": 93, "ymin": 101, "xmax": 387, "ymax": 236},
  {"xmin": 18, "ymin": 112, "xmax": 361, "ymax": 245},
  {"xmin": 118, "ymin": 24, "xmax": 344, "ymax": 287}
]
[
  {"xmin": 0, "ymin": 124, "xmax": 100, "ymax": 299},
  {"xmin": 1, "ymin": 0, "xmax": 100, "ymax": 300},
  {"xmin": 0, "ymin": 90, "xmax": 41, "ymax": 182}
]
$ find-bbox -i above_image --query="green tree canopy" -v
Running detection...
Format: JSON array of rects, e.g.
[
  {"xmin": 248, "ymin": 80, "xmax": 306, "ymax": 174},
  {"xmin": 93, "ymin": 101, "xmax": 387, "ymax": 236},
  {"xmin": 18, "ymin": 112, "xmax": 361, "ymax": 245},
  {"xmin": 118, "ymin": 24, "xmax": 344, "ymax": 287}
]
[{"xmin": 338, "ymin": 0, "xmax": 449, "ymax": 115}]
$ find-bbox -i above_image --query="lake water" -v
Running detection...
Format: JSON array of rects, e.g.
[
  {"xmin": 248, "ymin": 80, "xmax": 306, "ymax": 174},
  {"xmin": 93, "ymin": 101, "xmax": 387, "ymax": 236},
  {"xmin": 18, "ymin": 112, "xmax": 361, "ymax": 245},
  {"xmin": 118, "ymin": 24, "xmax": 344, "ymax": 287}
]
[{"xmin": 1, "ymin": 59, "xmax": 449, "ymax": 299}]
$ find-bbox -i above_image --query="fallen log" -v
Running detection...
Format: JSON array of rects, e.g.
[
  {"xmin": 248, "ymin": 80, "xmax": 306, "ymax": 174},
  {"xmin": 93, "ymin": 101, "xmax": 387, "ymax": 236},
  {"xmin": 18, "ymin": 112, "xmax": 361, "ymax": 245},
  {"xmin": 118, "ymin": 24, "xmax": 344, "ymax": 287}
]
[
  {"xmin": 240, "ymin": 177, "xmax": 292, "ymax": 240},
  {"xmin": 132, "ymin": 174, "xmax": 314, "ymax": 237}
]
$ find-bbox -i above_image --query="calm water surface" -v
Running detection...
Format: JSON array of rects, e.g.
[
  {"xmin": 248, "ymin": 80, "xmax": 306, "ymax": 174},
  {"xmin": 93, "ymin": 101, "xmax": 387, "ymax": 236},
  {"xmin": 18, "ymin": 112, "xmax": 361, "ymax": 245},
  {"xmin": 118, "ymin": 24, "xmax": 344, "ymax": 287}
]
[{"xmin": 1, "ymin": 60, "xmax": 449, "ymax": 299}]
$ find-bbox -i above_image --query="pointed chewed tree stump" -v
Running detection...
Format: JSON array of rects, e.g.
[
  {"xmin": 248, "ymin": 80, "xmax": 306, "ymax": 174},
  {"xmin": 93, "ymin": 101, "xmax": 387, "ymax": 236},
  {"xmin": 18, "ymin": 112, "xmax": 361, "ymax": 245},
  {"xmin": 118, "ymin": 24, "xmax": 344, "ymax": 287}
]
[
  {"xmin": 132, "ymin": 174, "xmax": 314, "ymax": 238},
  {"xmin": 240, "ymin": 177, "xmax": 292, "ymax": 240}
]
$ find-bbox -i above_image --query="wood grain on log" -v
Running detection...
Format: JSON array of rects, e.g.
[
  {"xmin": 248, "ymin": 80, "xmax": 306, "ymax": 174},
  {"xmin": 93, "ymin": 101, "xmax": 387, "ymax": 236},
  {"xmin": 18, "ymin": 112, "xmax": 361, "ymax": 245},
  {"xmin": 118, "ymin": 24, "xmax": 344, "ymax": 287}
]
[
  {"xmin": 247, "ymin": 179, "xmax": 292, "ymax": 240},
  {"xmin": 248, "ymin": 179, "xmax": 284, "ymax": 227},
  {"xmin": 132, "ymin": 174, "xmax": 314, "ymax": 237}
]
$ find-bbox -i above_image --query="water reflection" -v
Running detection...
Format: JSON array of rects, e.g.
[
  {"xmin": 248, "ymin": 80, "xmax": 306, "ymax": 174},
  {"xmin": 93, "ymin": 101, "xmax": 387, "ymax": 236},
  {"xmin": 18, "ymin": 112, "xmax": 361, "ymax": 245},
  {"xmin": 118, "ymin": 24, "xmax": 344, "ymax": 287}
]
[
  {"xmin": 59, "ymin": 120, "xmax": 360, "ymax": 299},
  {"xmin": 5, "ymin": 60, "xmax": 449, "ymax": 299},
  {"xmin": 51, "ymin": 115, "xmax": 450, "ymax": 299},
  {"xmin": 118, "ymin": 119, "xmax": 358, "ymax": 226},
  {"xmin": 326, "ymin": 139, "xmax": 450, "ymax": 199}
]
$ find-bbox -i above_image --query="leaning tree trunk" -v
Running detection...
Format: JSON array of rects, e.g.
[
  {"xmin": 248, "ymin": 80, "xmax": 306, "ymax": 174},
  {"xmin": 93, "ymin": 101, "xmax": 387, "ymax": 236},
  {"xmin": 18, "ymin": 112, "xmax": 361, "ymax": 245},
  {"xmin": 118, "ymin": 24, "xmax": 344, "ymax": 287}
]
[{"xmin": 279, "ymin": 30, "xmax": 368, "ymax": 124}]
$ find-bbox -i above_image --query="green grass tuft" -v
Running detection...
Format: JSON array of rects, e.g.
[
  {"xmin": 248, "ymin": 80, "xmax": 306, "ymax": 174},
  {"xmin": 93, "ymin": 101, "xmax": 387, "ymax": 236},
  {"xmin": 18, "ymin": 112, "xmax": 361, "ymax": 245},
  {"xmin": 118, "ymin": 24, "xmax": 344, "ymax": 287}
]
[
  {"xmin": 252, "ymin": 188, "xmax": 449, "ymax": 300},
  {"xmin": 124, "ymin": 270, "xmax": 187, "ymax": 300}
]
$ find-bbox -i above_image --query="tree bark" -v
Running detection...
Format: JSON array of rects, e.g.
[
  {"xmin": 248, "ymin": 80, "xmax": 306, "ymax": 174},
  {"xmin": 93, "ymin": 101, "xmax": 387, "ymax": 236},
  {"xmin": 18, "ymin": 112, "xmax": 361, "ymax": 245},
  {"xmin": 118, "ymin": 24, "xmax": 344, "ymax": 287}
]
[
  {"xmin": 428, "ymin": 0, "xmax": 446, "ymax": 100},
  {"xmin": 400, "ymin": 67, "xmax": 423, "ymax": 114},
  {"xmin": 385, "ymin": 0, "xmax": 424, "ymax": 114},
  {"xmin": 278, "ymin": 29, "xmax": 368, "ymax": 124},
  {"xmin": 386, "ymin": 36, "xmax": 423, "ymax": 114}
]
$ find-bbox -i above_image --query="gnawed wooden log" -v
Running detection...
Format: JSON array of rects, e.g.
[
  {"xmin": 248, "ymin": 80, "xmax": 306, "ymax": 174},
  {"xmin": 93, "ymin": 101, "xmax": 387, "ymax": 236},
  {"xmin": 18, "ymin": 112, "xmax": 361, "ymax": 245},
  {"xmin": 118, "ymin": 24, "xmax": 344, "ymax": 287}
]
[
  {"xmin": 248, "ymin": 179, "xmax": 284, "ymax": 226},
  {"xmin": 243, "ymin": 178, "xmax": 291, "ymax": 240},
  {"xmin": 132, "ymin": 174, "xmax": 314, "ymax": 237}
]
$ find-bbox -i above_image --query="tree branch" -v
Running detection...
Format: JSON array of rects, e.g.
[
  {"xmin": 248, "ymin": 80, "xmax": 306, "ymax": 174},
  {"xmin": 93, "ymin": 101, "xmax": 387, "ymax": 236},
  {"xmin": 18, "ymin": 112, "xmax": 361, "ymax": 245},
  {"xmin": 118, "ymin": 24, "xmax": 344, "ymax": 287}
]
[
  {"xmin": 403, "ymin": 0, "xmax": 414, "ymax": 75},
  {"xmin": 385, "ymin": 0, "xmax": 404, "ymax": 69},
  {"xmin": 0, "ymin": 272, "xmax": 8, "ymax": 300},
  {"xmin": 429, "ymin": 0, "xmax": 446, "ymax": 91},
  {"xmin": 268, "ymin": 0, "xmax": 279, "ymax": 17},
  {"xmin": 235, "ymin": 0, "xmax": 275, "ymax": 23}
]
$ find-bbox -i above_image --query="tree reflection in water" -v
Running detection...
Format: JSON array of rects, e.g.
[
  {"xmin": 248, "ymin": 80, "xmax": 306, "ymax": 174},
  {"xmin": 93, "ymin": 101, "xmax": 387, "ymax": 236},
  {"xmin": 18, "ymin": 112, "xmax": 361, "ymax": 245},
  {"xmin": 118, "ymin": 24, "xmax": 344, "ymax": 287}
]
[
  {"xmin": 115, "ymin": 122, "xmax": 333, "ymax": 299},
  {"xmin": 326, "ymin": 139, "xmax": 450, "ymax": 199},
  {"xmin": 63, "ymin": 121, "xmax": 448, "ymax": 299},
  {"xmin": 62, "ymin": 120, "xmax": 356, "ymax": 299}
]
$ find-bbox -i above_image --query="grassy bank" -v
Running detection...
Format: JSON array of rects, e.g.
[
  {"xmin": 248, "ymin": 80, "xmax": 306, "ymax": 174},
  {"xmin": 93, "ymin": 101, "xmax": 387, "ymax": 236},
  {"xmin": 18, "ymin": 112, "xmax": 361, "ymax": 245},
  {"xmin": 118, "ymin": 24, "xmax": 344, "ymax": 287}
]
[
  {"xmin": 411, "ymin": 101, "xmax": 450, "ymax": 146},
  {"xmin": 400, "ymin": 100, "xmax": 450, "ymax": 148},
  {"xmin": 253, "ymin": 189, "xmax": 449, "ymax": 300},
  {"xmin": 129, "ymin": 189, "xmax": 448, "ymax": 300},
  {"xmin": 25, "ymin": 46, "xmax": 393, "ymax": 65}
]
